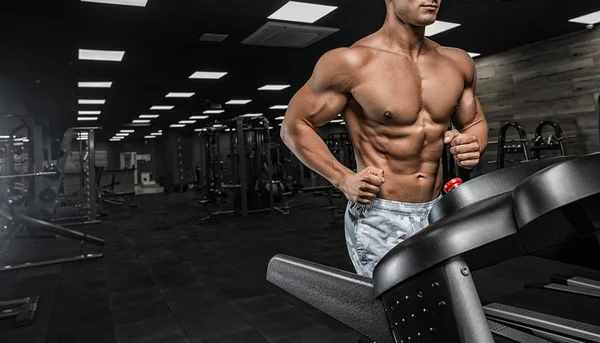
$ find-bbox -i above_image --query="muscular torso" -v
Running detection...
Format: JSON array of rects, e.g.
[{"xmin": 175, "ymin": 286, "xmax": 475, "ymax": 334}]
[{"xmin": 342, "ymin": 38, "xmax": 466, "ymax": 202}]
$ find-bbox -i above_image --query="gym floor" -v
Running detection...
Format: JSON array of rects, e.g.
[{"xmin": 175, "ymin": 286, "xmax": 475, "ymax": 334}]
[{"xmin": 0, "ymin": 193, "xmax": 364, "ymax": 343}]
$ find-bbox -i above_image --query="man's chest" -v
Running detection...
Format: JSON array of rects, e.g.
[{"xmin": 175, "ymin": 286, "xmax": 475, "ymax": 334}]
[{"xmin": 349, "ymin": 55, "xmax": 465, "ymax": 125}]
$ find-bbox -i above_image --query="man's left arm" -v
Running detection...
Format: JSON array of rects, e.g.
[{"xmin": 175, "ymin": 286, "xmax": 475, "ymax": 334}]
[{"xmin": 445, "ymin": 52, "xmax": 489, "ymax": 169}]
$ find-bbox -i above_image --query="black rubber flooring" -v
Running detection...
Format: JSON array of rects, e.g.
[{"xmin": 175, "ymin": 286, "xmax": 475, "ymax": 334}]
[{"xmin": 0, "ymin": 192, "xmax": 364, "ymax": 343}]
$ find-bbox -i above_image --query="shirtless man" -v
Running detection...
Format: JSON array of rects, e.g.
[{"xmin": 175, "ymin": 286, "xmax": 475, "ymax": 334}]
[{"xmin": 280, "ymin": 0, "xmax": 488, "ymax": 277}]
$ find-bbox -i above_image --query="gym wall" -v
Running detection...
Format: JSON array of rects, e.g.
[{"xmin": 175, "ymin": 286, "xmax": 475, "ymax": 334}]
[
  {"xmin": 474, "ymin": 26, "xmax": 600, "ymax": 175},
  {"xmin": 105, "ymin": 139, "xmax": 163, "ymax": 185}
]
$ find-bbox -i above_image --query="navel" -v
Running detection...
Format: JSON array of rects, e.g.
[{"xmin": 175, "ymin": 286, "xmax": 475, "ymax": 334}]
[{"xmin": 383, "ymin": 111, "xmax": 393, "ymax": 118}]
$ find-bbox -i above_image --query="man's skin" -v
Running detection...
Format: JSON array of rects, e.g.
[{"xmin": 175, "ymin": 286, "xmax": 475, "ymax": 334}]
[{"xmin": 281, "ymin": 0, "xmax": 488, "ymax": 205}]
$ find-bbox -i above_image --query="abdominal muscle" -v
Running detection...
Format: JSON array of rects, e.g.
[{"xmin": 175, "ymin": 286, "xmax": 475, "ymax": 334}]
[{"xmin": 351, "ymin": 128, "xmax": 446, "ymax": 203}]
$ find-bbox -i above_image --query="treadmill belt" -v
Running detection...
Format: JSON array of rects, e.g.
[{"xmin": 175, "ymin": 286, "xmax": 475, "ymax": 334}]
[{"xmin": 488, "ymin": 288, "xmax": 600, "ymax": 327}]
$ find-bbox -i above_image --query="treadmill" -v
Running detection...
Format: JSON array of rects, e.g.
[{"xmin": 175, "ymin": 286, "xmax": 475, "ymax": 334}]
[{"xmin": 266, "ymin": 153, "xmax": 600, "ymax": 343}]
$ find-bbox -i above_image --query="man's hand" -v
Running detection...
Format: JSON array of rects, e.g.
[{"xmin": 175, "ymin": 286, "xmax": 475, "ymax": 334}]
[
  {"xmin": 444, "ymin": 130, "xmax": 481, "ymax": 169},
  {"xmin": 339, "ymin": 166, "xmax": 385, "ymax": 205}
]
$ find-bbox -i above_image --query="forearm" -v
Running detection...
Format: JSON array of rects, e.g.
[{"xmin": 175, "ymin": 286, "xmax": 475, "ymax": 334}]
[
  {"xmin": 281, "ymin": 121, "xmax": 353, "ymax": 188},
  {"xmin": 461, "ymin": 119, "xmax": 488, "ymax": 154}
]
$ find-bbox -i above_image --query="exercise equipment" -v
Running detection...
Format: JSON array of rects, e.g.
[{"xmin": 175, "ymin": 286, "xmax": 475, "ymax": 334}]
[
  {"xmin": 488, "ymin": 121, "xmax": 530, "ymax": 169},
  {"xmin": 530, "ymin": 120, "xmax": 569, "ymax": 159},
  {"xmin": 49, "ymin": 127, "xmax": 101, "ymax": 226},
  {"xmin": 198, "ymin": 115, "xmax": 278, "ymax": 219},
  {"xmin": 266, "ymin": 152, "xmax": 600, "ymax": 343}
]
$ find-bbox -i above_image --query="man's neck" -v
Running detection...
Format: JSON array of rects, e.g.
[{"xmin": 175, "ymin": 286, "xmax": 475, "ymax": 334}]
[{"xmin": 380, "ymin": 13, "xmax": 428, "ymax": 59}]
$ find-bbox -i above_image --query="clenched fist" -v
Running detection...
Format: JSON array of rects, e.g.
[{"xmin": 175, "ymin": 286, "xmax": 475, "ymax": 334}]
[
  {"xmin": 445, "ymin": 130, "xmax": 481, "ymax": 169},
  {"xmin": 340, "ymin": 166, "xmax": 385, "ymax": 205}
]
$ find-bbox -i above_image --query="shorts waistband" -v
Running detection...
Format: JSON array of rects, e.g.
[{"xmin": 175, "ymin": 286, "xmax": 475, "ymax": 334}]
[{"xmin": 366, "ymin": 195, "xmax": 442, "ymax": 213}]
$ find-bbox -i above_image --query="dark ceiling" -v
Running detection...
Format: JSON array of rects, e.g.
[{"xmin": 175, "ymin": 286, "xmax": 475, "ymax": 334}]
[{"xmin": 1, "ymin": 0, "xmax": 599, "ymax": 140}]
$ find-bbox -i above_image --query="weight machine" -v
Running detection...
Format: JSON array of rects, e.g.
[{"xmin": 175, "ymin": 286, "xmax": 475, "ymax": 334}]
[{"xmin": 198, "ymin": 116, "xmax": 279, "ymax": 219}]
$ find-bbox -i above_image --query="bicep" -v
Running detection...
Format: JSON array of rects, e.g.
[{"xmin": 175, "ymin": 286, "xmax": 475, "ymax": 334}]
[
  {"xmin": 451, "ymin": 55, "xmax": 484, "ymax": 131},
  {"xmin": 285, "ymin": 83, "xmax": 347, "ymax": 128}
]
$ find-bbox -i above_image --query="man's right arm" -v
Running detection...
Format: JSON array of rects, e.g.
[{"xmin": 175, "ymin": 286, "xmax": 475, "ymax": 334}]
[{"xmin": 280, "ymin": 48, "xmax": 356, "ymax": 188}]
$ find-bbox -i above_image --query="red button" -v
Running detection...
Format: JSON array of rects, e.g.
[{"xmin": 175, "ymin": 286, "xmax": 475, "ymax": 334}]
[{"xmin": 443, "ymin": 178, "xmax": 463, "ymax": 193}]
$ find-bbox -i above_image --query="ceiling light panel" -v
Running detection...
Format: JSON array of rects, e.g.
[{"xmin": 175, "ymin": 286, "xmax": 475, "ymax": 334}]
[
  {"xmin": 189, "ymin": 72, "xmax": 227, "ymax": 79},
  {"xmin": 78, "ymin": 111, "xmax": 101, "ymax": 115},
  {"xmin": 258, "ymin": 84, "xmax": 290, "ymax": 91},
  {"xmin": 166, "ymin": 92, "xmax": 195, "ymax": 98},
  {"xmin": 139, "ymin": 114, "xmax": 160, "ymax": 119},
  {"xmin": 78, "ymin": 99, "xmax": 106, "ymax": 105},
  {"xmin": 203, "ymin": 110, "xmax": 225, "ymax": 114},
  {"xmin": 270, "ymin": 105, "xmax": 288, "ymax": 110},
  {"xmin": 78, "ymin": 82, "xmax": 112, "ymax": 88},
  {"xmin": 81, "ymin": 0, "xmax": 148, "ymax": 7},
  {"xmin": 268, "ymin": 1, "xmax": 338, "ymax": 24},
  {"xmin": 150, "ymin": 106, "xmax": 174, "ymax": 110},
  {"xmin": 79, "ymin": 49, "xmax": 125, "ymax": 62},
  {"xmin": 425, "ymin": 21, "xmax": 461, "ymax": 37},
  {"xmin": 226, "ymin": 99, "xmax": 252, "ymax": 105},
  {"xmin": 569, "ymin": 10, "xmax": 600, "ymax": 25},
  {"xmin": 190, "ymin": 116, "xmax": 209, "ymax": 120},
  {"xmin": 78, "ymin": 117, "xmax": 99, "ymax": 121}
]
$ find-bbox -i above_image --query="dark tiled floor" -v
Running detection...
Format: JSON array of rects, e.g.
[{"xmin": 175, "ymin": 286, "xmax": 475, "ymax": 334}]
[{"xmin": 0, "ymin": 192, "xmax": 363, "ymax": 343}]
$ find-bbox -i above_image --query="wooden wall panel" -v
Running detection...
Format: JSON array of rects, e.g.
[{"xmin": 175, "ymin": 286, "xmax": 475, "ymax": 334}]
[{"xmin": 472, "ymin": 27, "xmax": 600, "ymax": 176}]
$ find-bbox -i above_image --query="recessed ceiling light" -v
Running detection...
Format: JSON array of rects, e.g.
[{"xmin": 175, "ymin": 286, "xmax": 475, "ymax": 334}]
[
  {"xmin": 270, "ymin": 105, "xmax": 288, "ymax": 110},
  {"xmin": 79, "ymin": 49, "xmax": 125, "ymax": 62},
  {"xmin": 275, "ymin": 116, "xmax": 285, "ymax": 120},
  {"xmin": 151, "ymin": 132, "xmax": 162, "ymax": 136},
  {"xmin": 425, "ymin": 21, "xmax": 461, "ymax": 37},
  {"xmin": 179, "ymin": 120, "xmax": 196, "ymax": 124},
  {"xmin": 78, "ymin": 82, "xmax": 112, "ymax": 88},
  {"xmin": 139, "ymin": 114, "xmax": 160, "ymax": 119},
  {"xmin": 203, "ymin": 110, "xmax": 225, "ymax": 114},
  {"xmin": 468, "ymin": 52, "xmax": 481, "ymax": 58},
  {"xmin": 212, "ymin": 124, "xmax": 224, "ymax": 128},
  {"xmin": 330, "ymin": 119, "xmax": 343, "ymax": 123},
  {"xmin": 195, "ymin": 128, "xmax": 208, "ymax": 132},
  {"xmin": 278, "ymin": 123, "xmax": 283, "ymax": 127},
  {"xmin": 120, "ymin": 130, "xmax": 135, "ymax": 133},
  {"xmin": 150, "ymin": 105, "xmax": 174, "ymax": 110},
  {"xmin": 0, "ymin": 136, "xmax": 10, "ymax": 139},
  {"xmin": 144, "ymin": 136, "xmax": 156, "ymax": 139},
  {"xmin": 569, "ymin": 10, "xmax": 600, "ymax": 25},
  {"xmin": 258, "ymin": 84, "xmax": 290, "ymax": 91},
  {"xmin": 132, "ymin": 119, "xmax": 150, "ymax": 123},
  {"xmin": 116, "ymin": 133, "xmax": 129, "ymax": 137},
  {"xmin": 190, "ymin": 116, "xmax": 209, "ymax": 120},
  {"xmin": 78, "ymin": 117, "xmax": 99, "ymax": 121},
  {"xmin": 226, "ymin": 99, "xmax": 252, "ymax": 105},
  {"xmin": 78, "ymin": 110, "xmax": 101, "ymax": 115},
  {"xmin": 170, "ymin": 124, "xmax": 186, "ymax": 128},
  {"xmin": 189, "ymin": 71, "xmax": 228, "ymax": 80},
  {"xmin": 269, "ymin": 127, "xmax": 274, "ymax": 130},
  {"xmin": 81, "ymin": 0, "xmax": 148, "ymax": 7},
  {"xmin": 268, "ymin": 1, "xmax": 338, "ymax": 24},
  {"xmin": 241, "ymin": 113, "xmax": 263, "ymax": 118},
  {"xmin": 340, "ymin": 122, "xmax": 346, "ymax": 125},
  {"xmin": 166, "ymin": 92, "xmax": 195, "ymax": 98},
  {"xmin": 110, "ymin": 139, "xmax": 121, "ymax": 142},
  {"xmin": 78, "ymin": 99, "xmax": 106, "ymax": 105}
]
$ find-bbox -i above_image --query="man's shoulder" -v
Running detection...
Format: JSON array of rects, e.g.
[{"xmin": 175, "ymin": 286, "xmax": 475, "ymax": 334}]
[
  {"xmin": 435, "ymin": 46, "xmax": 475, "ymax": 69},
  {"xmin": 319, "ymin": 45, "xmax": 374, "ymax": 70},
  {"xmin": 434, "ymin": 45, "xmax": 476, "ymax": 80}
]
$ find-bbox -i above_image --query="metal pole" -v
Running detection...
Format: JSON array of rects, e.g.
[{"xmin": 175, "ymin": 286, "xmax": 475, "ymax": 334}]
[
  {"xmin": 237, "ymin": 117, "xmax": 248, "ymax": 216},
  {"xmin": 0, "ymin": 171, "xmax": 59, "ymax": 180},
  {"xmin": 88, "ymin": 130, "xmax": 97, "ymax": 221}
]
